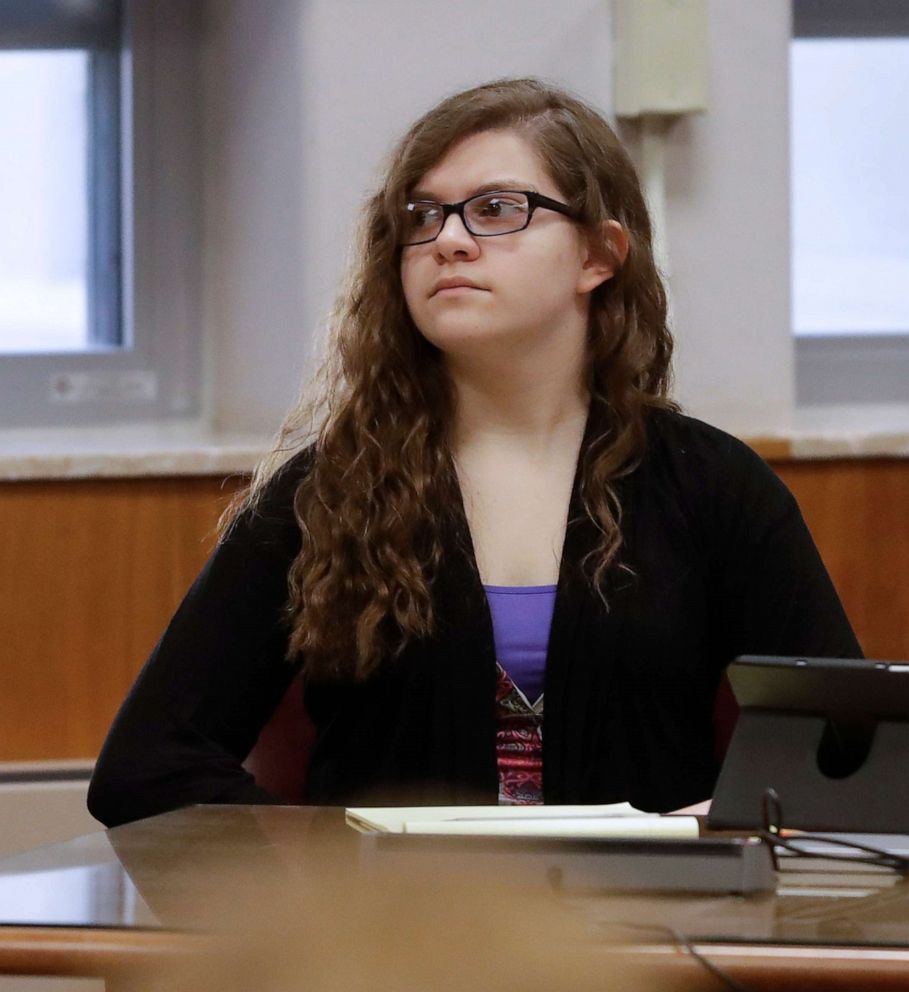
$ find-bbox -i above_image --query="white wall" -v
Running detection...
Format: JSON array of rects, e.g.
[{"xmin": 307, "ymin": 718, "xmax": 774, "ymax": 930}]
[
  {"xmin": 0, "ymin": 780, "xmax": 101, "ymax": 857},
  {"xmin": 201, "ymin": 0, "xmax": 794, "ymax": 438},
  {"xmin": 662, "ymin": 0, "xmax": 794, "ymax": 436},
  {"xmin": 200, "ymin": 1, "xmax": 309, "ymax": 434}
]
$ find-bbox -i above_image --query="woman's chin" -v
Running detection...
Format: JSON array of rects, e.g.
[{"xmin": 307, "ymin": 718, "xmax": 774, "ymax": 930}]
[{"xmin": 418, "ymin": 321, "xmax": 524, "ymax": 357}]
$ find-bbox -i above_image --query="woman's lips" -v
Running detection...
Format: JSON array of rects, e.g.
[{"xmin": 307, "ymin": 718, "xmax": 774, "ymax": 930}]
[
  {"xmin": 435, "ymin": 285, "xmax": 481, "ymax": 296},
  {"xmin": 431, "ymin": 278, "xmax": 487, "ymax": 298}
]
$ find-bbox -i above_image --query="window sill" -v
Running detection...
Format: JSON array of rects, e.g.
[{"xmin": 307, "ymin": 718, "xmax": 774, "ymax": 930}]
[
  {"xmin": 748, "ymin": 404, "xmax": 909, "ymax": 461},
  {"xmin": 0, "ymin": 422, "xmax": 270, "ymax": 481},
  {"xmin": 3, "ymin": 406, "xmax": 909, "ymax": 482}
]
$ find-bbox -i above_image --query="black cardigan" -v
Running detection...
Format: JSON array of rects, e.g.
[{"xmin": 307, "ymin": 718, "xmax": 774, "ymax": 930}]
[{"xmin": 88, "ymin": 408, "xmax": 861, "ymax": 826}]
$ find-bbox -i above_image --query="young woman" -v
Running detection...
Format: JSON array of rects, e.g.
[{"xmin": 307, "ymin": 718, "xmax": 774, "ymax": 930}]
[{"xmin": 88, "ymin": 79, "xmax": 860, "ymax": 827}]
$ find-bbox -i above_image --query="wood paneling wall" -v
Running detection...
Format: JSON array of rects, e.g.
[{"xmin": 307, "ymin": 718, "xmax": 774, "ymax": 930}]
[
  {"xmin": 773, "ymin": 459, "xmax": 909, "ymax": 661},
  {"xmin": 0, "ymin": 477, "xmax": 245, "ymax": 761},
  {"xmin": 0, "ymin": 459, "xmax": 907, "ymax": 761}
]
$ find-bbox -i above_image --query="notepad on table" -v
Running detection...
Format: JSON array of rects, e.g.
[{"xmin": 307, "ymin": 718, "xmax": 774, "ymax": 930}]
[{"xmin": 345, "ymin": 803, "xmax": 699, "ymax": 839}]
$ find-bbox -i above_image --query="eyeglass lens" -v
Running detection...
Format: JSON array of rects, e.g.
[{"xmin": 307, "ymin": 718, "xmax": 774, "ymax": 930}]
[{"xmin": 403, "ymin": 192, "xmax": 531, "ymax": 245}]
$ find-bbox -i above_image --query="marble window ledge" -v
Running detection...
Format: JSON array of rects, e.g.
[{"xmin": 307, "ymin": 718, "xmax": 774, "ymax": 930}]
[
  {"xmin": 1, "ymin": 406, "xmax": 909, "ymax": 481},
  {"xmin": 786, "ymin": 403, "xmax": 909, "ymax": 460},
  {"xmin": 0, "ymin": 424, "xmax": 271, "ymax": 481}
]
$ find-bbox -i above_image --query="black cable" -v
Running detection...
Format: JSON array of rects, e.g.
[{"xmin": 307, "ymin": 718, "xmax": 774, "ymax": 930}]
[
  {"xmin": 760, "ymin": 829, "xmax": 909, "ymax": 872},
  {"xmin": 760, "ymin": 786, "xmax": 909, "ymax": 874},
  {"xmin": 599, "ymin": 920, "xmax": 754, "ymax": 992},
  {"xmin": 547, "ymin": 870, "xmax": 752, "ymax": 992}
]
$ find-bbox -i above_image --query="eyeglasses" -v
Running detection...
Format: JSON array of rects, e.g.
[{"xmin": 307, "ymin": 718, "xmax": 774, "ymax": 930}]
[{"xmin": 400, "ymin": 190, "xmax": 577, "ymax": 246}]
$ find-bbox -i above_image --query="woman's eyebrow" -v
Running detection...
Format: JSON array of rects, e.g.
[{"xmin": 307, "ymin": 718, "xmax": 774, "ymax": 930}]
[{"xmin": 408, "ymin": 179, "xmax": 539, "ymax": 201}]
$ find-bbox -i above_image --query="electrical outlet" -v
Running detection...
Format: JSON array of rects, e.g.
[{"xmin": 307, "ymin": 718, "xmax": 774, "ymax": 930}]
[{"xmin": 49, "ymin": 370, "xmax": 158, "ymax": 404}]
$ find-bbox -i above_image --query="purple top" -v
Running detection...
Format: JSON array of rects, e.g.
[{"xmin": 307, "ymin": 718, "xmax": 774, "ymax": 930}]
[{"xmin": 483, "ymin": 584, "xmax": 557, "ymax": 703}]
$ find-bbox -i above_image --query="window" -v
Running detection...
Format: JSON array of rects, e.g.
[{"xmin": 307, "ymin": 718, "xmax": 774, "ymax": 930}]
[
  {"xmin": 0, "ymin": 2, "xmax": 121, "ymax": 355},
  {"xmin": 0, "ymin": 1, "xmax": 203, "ymax": 427},
  {"xmin": 792, "ymin": 0, "xmax": 909, "ymax": 404}
]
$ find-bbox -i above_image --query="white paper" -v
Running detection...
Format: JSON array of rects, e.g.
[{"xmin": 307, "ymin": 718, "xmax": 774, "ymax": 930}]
[
  {"xmin": 345, "ymin": 803, "xmax": 688, "ymax": 837},
  {"xmin": 401, "ymin": 815, "xmax": 699, "ymax": 839}
]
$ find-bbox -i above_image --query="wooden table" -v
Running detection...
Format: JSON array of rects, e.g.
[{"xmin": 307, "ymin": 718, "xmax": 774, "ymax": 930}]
[{"xmin": 1, "ymin": 805, "xmax": 908, "ymax": 990}]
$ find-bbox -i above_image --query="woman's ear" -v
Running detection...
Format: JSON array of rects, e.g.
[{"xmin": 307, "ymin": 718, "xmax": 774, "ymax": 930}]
[{"xmin": 577, "ymin": 220, "xmax": 630, "ymax": 294}]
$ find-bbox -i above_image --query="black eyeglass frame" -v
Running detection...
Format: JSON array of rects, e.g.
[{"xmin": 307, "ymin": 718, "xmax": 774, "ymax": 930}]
[{"xmin": 400, "ymin": 190, "xmax": 579, "ymax": 246}]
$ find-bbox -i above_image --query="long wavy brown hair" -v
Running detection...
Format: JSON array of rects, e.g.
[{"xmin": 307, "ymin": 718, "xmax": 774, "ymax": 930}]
[{"xmin": 235, "ymin": 78, "xmax": 676, "ymax": 681}]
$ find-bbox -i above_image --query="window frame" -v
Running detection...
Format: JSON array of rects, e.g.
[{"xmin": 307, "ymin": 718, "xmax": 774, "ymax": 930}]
[
  {"xmin": 792, "ymin": 0, "xmax": 909, "ymax": 406},
  {"xmin": 0, "ymin": 0, "xmax": 204, "ymax": 427}
]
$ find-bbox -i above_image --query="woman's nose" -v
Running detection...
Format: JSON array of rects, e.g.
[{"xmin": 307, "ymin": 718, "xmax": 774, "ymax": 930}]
[{"xmin": 432, "ymin": 212, "xmax": 480, "ymax": 261}]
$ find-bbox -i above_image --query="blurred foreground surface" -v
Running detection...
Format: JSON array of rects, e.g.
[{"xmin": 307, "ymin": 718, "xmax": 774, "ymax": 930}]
[{"xmin": 2, "ymin": 805, "xmax": 909, "ymax": 990}]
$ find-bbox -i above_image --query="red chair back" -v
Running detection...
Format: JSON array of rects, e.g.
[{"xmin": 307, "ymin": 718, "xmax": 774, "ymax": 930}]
[
  {"xmin": 242, "ymin": 673, "xmax": 316, "ymax": 804},
  {"xmin": 712, "ymin": 672, "xmax": 740, "ymax": 763}
]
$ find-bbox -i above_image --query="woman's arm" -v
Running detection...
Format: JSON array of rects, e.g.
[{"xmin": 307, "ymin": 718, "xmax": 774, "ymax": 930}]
[
  {"xmin": 711, "ymin": 432, "xmax": 863, "ymax": 663},
  {"xmin": 88, "ymin": 465, "xmax": 305, "ymax": 827}
]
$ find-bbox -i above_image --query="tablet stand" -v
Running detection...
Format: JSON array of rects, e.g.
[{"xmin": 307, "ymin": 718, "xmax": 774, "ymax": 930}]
[{"xmin": 707, "ymin": 709, "xmax": 909, "ymax": 831}]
